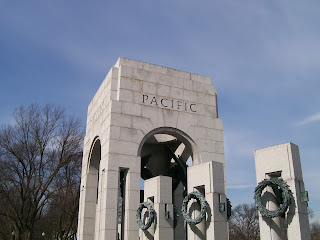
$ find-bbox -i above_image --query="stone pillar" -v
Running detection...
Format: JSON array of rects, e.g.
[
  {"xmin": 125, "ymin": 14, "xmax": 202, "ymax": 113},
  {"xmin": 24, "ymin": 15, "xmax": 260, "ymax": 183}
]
[
  {"xmin": 94, "ymin": 161, "xmax": 140, "ymax": 240},
  {"xmin": 260, "ymin": 185, "xmax": 283, "ymax": 240},
  {"xmin": 142, "ymin": 176, "xmax": 174, "ymax": 240},
  {"xmin": 255, "ymin": 142, "xmax": 311, "ymax": 240},
  {"xmin": 187, "ymin": 161, "xmax": 228, "ymax": 240},
  {"xmin": 78, "ymin": 173, "xmax": 98, "ymax": 240},
  {"xmin": 123, "ymin": 170, "xmax": 141, "ymax": 240},
  {"xmin": 95, "ymin": 169, "xmax": 119, "ymax": 239}
]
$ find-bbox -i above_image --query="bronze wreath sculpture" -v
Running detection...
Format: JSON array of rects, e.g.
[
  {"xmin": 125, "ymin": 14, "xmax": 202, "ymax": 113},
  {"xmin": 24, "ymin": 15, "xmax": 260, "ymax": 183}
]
[
  {"xmin": 136, "ymin": 202, "xmax": 156, "ymax": 230},
  {"xmin": 181, "ymin": 191, "xmax": 208, "ymax": 225},
  {"xmin": 254, "ymin": 178, "xmax": 293, "ymax": 218}
]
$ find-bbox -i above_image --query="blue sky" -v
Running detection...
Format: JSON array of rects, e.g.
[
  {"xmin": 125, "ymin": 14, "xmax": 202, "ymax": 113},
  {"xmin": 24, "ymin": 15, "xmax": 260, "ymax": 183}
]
[{"xmin": 1, "ymin": 0, "xmax": 319, "ymax": 222}]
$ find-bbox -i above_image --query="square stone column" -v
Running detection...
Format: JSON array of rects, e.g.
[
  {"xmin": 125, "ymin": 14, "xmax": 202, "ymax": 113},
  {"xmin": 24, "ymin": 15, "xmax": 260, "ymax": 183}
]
[
  {"xmin": 187, "ymin": 161, "xmax": 228, "ymax": 240},
  {"xmin": 255, "ymin": 142, "xmax": 311, "ymax": 240},
  {"xmin": 142, "ymin": 176, "xmax": 174, "ymax": 240}
]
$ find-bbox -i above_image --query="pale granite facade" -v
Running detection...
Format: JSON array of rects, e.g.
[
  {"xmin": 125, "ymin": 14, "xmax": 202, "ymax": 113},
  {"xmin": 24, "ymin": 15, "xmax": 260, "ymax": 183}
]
[{"xmin": 77, "ymin": 58, "xmax": 228, "ymax": 240}]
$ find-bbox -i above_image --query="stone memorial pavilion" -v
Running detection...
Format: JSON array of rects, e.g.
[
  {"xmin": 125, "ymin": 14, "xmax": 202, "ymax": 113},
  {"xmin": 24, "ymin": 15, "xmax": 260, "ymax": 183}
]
[{"xmin": 77, "ymin": 58, "xmax": 228, "ymax": 240}]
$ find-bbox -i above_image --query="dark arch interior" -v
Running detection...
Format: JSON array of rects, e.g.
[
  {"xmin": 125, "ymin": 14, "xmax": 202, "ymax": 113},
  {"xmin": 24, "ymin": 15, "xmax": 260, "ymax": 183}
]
[
  {"xmin": 88, "ymin": 139, "xmax": 101, "ymax": 203},
  {"xmin": 140, "ymin": 132, "xmax": 193, "ymax": 194}
]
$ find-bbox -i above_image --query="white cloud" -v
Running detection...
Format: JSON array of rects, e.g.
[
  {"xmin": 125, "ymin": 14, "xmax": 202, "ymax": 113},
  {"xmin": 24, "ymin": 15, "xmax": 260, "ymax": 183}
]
[{"xmin": 294, "ymin": 112, "xmax": 320, "ymax": 126}]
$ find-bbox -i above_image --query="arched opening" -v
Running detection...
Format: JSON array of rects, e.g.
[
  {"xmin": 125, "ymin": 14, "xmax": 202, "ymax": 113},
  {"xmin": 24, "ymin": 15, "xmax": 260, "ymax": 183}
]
[
  {"xmin": 138, "ymin": 127, "xmax": 199, "ymax": 239},
  {"xmin": 138, "ymin": 127, "xmax": 200, "ymax": 165},
  {"xmin": 88, "ymin": 137, "xmax": 101, "ymax": 202},
  {"xmin": 138, "ymin": 127, "xmax": 199, "ymax": 188},
  {"xmin": 86, "ymin": 137, "xmax": 101, "ymax": 237}
]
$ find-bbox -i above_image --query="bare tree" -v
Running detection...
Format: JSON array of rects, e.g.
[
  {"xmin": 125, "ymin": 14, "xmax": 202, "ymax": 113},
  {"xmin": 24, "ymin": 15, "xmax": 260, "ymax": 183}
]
[
  {"xmin": 43, "ymin": 159, "xmax": 81, "ymax": 240},
  {"xmin": 310, "ymin": 221, "xmax": 320, "ymax": 240},
  {"xmin": 0, "ymin": 200, "xmax": 11, "ymax": 240},
  {"xmin": 309, "ymin": 209, "xmax": 320, "ymax": 240},
  {"xmin": 0, "ymin": 104, "xmax": 84, "ymax": 240},
  {"xmin": 229, "ymin": 203, "xmax": 260, "ymax": 240}
]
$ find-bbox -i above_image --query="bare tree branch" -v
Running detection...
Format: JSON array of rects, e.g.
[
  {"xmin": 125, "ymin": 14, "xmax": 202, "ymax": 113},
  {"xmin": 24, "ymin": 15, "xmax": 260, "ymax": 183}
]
[{"xmin": 0, "ymin": 104, "xmax": 84, "ymax": 240}]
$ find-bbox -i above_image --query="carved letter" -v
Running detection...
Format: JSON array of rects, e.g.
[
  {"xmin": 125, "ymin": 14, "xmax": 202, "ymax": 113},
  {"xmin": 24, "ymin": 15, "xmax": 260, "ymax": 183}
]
[
  {"xmin": 190, "ymin": 104, "xmax": 196, "ymax": 112},
  {"xmin": 143, "ymin": 95, "xmax": 148, "ymax": 103},
  {"xmin": 150, "ymin": 96, "xmax": 158, "ymax": 105},
  {"xmin": 177, "ymin": 101, "xmax": 182, "ymax": 110},
  {"xmin": 161, "ymin": 98, "xmax": 168, "ymax": 107}
]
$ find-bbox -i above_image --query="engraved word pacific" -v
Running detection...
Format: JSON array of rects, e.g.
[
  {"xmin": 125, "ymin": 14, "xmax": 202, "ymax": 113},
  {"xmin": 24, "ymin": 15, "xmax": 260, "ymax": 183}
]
[{"xmin": 142, "ymin": 94, "xmax": 196, "ymax": 113}]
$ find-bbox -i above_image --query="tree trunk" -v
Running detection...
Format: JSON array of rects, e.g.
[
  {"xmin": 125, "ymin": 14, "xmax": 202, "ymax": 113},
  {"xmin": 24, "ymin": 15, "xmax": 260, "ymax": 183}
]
[{"xmin": 14, "ymin": 225, "xmax": 33, "ymax": 240}]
